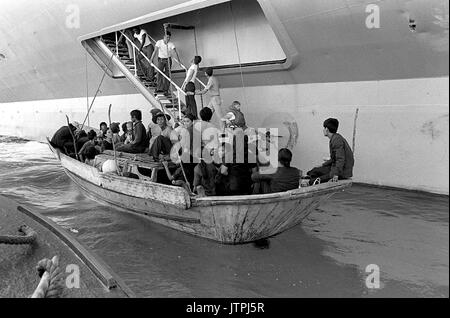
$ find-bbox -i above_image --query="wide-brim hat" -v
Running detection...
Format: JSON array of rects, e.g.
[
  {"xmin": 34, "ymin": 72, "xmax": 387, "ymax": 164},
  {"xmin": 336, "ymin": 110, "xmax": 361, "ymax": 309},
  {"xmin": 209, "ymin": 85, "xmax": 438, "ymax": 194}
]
[
  {"xmin": 150, "ymin": 109, "xmax": 161, "ymax": 116},
  {"xmin": 152, "ymin": 111, "xmax": 171, "ymax": 124}
]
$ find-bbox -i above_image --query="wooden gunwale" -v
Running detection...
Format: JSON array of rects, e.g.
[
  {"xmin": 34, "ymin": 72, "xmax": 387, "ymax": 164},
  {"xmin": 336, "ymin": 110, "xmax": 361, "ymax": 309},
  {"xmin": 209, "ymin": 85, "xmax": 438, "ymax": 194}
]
[
  {"xmin": 48, "ymin": 138, "xmax": 351, "ymax": 210},
  {"xmin": 64, "ymin": 169, "xmax": 201, "ymax": 224},
  {"xmin": 191, "ymin": 181, "xmax": 351, "ymax": 207}
]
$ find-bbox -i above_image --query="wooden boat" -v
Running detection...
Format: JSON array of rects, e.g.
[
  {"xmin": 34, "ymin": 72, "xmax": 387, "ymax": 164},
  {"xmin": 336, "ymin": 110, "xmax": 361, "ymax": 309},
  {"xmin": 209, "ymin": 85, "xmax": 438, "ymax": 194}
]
[{"xmin": 46, "ymin": 139, "xmax": 352, "ymax": 244}]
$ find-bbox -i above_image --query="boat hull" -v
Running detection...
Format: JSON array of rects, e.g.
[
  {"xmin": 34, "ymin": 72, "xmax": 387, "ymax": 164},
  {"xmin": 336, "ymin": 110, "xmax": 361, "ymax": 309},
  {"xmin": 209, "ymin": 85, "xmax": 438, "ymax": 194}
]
[{"xmin": 49, "ymin": 142, "xmax": 351, "ymax": 244}]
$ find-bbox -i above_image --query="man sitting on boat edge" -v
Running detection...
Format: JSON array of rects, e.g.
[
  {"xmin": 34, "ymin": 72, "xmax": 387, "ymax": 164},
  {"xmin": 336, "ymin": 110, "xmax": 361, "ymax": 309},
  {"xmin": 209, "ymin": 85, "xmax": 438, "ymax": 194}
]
[
  {"xmin": 50, "ymin": 123, "xmax": 78, "ymax": 156},
  {"xmin": 307, "ymin": 118, "xmax": 354, "ymax": 184}
]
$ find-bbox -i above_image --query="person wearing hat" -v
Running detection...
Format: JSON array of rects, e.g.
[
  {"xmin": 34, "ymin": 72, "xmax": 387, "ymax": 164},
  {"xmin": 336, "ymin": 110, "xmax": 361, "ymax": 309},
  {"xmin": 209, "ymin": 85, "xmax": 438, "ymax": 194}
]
[
  {"xmin": 148, "ymin": 110, "xmax": 176, "ymax": 160},
  {"xmin": 148, "ymin": 108, "xmax": 174, "ymax": 148}
]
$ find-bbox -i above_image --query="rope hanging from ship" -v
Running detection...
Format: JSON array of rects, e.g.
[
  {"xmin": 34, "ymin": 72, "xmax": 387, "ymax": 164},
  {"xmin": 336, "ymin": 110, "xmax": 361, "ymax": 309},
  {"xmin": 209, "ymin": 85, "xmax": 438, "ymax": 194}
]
[
  {"xmin": 229, "ymin": 1, "xmax": 248, "ymax": 111},
  {"xmin": 78, "ymin": 32, "xmax": 125, "ymax": 133},
  {"xmin": 0, "ymin": 225, "xmax": 37, "ymax": 245}
]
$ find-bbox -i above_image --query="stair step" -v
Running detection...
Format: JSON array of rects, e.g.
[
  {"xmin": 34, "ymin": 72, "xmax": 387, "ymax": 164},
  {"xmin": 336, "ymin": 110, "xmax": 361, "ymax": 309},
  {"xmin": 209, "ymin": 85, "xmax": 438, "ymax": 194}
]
[
  {"xmin": 104, "ymin": 39, "xmax": 123, "ymax": 45},
  {"xmin": 109, "ymin": 47, "xmax": 127, "ymax": 51},
  {"xmin": 106, "ymin": 44, "xmax": 127, "ymax": 50},
  {"xmin": 105, "ymin": 42, "xmax": 125, "ymax": 47}
]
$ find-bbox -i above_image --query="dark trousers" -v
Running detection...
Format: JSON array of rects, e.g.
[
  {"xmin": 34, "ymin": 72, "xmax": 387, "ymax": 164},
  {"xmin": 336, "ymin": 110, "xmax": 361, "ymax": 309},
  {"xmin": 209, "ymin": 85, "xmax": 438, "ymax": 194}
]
[
  {"xmin": 103, "ymin": 141, "xmax": 113, "ymax": 151},
  {"xmin": 252, "ymin": 181, "xmax": 272, "ymax": 195},
  {"xmin": 156, "ymin": 57, "xmax": 171, "ymax": 93},
  {"xmin": 307, "ymin": 166, "xmax": 332, "ymax": 184},
  {"xmin": 184, "ymin": 93, "xmax": 198, "ymax": 119},
  {"xmin": 62, "ymin": 141, "xmax": 75, "ymax": 155},
  {"xmin": 149, "ymin": 135, "xmax": 172, "ymax": 158},
  {"xmin": 116, "ymin": 143, "xmax": 146, "ymax": 154},
  {"xmin": 141, "ymin": 45, "xmax": 154, "ymax": 80}
]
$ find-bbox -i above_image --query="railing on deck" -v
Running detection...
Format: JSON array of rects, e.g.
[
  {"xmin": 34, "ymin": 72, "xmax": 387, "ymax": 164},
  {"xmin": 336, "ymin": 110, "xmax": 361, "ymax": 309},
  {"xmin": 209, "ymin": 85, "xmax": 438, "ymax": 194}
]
[{"xmin": 117, "ymin": 31, "xmax": 187, "ymax": 121}]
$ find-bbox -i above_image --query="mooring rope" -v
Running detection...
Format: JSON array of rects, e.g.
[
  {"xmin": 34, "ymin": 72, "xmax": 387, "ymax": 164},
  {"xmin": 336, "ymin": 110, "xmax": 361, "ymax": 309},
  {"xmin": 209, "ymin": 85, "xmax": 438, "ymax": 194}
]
[
  {"xmin": 31, "ymin": 256, "xmax": 65, "ymax": 298},
  {"xmin": 0, "ymin": 225, "xmax": 37, "ymax": 245}
]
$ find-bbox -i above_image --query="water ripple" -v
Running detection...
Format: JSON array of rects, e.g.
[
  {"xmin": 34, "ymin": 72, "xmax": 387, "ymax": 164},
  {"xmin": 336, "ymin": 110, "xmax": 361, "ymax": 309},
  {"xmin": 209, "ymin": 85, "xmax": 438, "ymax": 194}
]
[{"xmin": 0, "ymin": 137, "xmax": 448, "ymax": 297}]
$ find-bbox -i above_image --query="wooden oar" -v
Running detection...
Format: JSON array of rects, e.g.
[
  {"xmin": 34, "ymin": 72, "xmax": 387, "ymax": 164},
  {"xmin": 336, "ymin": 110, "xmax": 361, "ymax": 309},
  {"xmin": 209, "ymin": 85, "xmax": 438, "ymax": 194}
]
[
  {"xmin": 178, "ymin": 159, "xmax": 192, "ymax": 194},
  {"xmin": 65, "ymin": 115, "xmax": 79, "ymax": 161},
  {"xmin": 107, "ymin": 104, "xmax": 121, "ymax": 176}
]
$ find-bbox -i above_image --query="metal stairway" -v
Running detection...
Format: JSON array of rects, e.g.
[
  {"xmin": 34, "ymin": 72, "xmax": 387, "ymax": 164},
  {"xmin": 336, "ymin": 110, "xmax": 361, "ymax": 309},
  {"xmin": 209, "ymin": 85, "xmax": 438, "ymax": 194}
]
[{"xmin": 98, "ymin": 34, "xmax": 186, "ymax": 121}]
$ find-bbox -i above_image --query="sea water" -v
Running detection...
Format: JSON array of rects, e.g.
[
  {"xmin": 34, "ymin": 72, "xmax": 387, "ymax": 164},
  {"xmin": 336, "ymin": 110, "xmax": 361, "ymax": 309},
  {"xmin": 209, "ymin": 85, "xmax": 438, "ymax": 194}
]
[{"xmin": 0, "ymin": 136, "xmax": 448, "ymax": 297}]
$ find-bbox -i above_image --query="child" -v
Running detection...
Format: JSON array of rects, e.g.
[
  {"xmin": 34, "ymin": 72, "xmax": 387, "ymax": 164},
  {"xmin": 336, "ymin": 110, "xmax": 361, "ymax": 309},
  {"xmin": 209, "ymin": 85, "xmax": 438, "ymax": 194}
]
[{"xmin": 124, "ymin": 121, "xmax": 134, "ymax": 145}]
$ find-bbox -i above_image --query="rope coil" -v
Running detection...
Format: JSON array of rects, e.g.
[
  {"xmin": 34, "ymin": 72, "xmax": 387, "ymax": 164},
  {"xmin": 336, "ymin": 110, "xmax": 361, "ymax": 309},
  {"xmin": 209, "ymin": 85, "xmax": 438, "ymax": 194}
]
[
  {"xmin": 0, "ymin": 225, "xmax": 37, "ymax": 245},
  {"xmin": 31, "ymin": 256, "xmax": 65, "ymax": 298}
]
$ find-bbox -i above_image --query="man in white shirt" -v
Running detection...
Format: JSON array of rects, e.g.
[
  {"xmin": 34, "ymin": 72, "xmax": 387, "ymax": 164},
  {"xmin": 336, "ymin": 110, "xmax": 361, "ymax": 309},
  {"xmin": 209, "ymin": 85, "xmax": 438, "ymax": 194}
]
[
  {"xmin": 197, "ymin": 67, "xmax": 223, "ymax": 128},
  {"xmin": 132, "ymin": 27, "xmax": 155, "ymax": 81},
  {"xmin": 181, "ymin": 56, "xmax": 202, "ymax": 91},
  {"xmin": 193, "ymin": 107, "xmax": 220, "ymax": 162},
  {"xmin": 150, "ymin": 31, "xmax": 181, "ymax": 95}
]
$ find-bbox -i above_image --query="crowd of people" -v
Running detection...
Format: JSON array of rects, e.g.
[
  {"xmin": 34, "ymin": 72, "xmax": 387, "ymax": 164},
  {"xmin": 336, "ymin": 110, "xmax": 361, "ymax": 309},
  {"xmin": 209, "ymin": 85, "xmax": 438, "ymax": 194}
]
[
  {"xmin": 51, "ymin": 107, "xmax": 354, "ymax": 197},
  {"xmin": 50, "ymin": 26, "xmax": 354, "ymax": 197}
]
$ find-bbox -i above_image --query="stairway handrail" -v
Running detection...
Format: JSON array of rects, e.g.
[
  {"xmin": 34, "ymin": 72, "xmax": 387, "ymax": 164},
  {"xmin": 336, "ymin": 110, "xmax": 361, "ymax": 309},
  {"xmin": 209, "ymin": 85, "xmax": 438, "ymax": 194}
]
[
  {"xmin": 119, "ymin": 31, "xmax": 187, "ymax": 97},
  {"xmin": 105, "ymin": 34, "xmax": 181, "ymax": 124},
  {"xmin": 127, "ymin": 31, "xmax": 206, "ymax": 88}
]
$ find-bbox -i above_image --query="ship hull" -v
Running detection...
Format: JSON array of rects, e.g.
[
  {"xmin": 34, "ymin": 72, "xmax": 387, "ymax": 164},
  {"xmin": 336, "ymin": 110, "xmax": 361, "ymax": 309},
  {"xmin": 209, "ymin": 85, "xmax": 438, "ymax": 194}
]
[{"xmin": 0, "ymin": 0, "xmax": 448, "ymax": 194}]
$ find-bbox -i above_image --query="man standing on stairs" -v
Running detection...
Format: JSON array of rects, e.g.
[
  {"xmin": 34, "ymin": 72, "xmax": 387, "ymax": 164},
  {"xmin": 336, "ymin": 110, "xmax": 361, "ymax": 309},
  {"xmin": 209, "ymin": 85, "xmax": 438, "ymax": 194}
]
[
  {"xmin": 181, "ymin": 56, "xmax": 202, "ymax": 91},
  {"xmin": 133, "ymin": 27, "xmax": 155, "ymax": 83},
  {"xmin": 151, "ymin": 31, "xmax": 182, "ymax": 96},
  {"xmin": 197, "ymin": 67, "xmax": 223, "ymax": 127}
]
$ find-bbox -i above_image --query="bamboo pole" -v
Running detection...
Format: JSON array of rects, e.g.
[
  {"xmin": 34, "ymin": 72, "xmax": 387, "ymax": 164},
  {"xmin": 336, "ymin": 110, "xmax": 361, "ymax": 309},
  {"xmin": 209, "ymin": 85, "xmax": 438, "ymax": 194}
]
[
  {"xmin": 66, "ymin": 115, "xmax": 79, "ymax": 161},
  {"xmin": 107, "ymin": 104, "xmax": 121, "ymax": 175}
]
